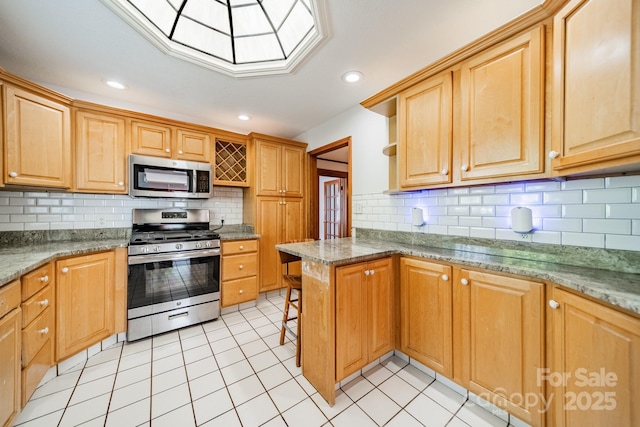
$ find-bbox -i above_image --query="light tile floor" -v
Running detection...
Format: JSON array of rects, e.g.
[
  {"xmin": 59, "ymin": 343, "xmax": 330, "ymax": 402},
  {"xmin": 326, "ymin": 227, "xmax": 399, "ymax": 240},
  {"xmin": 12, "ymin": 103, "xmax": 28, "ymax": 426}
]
[{"xmin": 13, "ymin": 295, "xmax": 516, "ymax": 427}]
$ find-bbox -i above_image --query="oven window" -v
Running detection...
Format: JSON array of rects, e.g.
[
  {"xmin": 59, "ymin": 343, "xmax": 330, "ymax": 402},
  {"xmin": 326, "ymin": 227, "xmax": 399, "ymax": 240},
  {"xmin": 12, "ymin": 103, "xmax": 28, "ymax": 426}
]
[{"xmin": 128, "ymin": 256, "xmax": 220, "ymax": 309}]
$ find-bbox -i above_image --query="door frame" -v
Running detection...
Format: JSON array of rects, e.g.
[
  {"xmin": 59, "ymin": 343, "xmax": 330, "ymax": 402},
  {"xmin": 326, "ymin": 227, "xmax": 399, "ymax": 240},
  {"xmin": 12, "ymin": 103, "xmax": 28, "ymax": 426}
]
[{"xmin": 308, "ymin": 137, "xmax": 352, "ymax": 240}]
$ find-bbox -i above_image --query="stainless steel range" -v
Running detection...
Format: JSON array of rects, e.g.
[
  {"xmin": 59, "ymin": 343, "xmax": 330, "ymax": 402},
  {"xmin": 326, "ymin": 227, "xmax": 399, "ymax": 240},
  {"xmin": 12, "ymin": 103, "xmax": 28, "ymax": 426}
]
[{"xmin": 127, "ymin": 208, "xmax": 221, "ymax": 341}]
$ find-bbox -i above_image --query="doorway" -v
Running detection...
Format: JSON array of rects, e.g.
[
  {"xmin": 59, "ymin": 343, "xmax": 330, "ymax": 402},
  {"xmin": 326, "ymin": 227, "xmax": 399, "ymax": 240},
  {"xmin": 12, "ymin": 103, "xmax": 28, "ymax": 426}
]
[{"xmin": 308, "ymin": 137, "xmax": 351, "ymax": 240}]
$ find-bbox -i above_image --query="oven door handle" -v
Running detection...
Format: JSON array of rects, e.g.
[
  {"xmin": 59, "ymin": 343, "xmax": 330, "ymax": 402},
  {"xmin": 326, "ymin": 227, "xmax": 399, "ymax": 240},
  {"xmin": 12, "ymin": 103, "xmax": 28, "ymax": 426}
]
[{"xmin": 128, "ymin": 248, "xmax": 221, "ymax": 265}]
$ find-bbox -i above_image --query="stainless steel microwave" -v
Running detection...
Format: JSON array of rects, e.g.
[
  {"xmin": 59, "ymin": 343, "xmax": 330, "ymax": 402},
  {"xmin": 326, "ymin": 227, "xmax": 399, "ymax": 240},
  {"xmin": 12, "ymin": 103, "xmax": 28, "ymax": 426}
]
[{"xmin": 129, "ymin": 154, "xmax": 212, "ymax": 199}]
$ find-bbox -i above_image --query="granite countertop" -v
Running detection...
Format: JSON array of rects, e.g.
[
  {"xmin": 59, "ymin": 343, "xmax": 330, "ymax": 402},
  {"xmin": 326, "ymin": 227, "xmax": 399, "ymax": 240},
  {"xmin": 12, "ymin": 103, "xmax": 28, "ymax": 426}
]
[
  {"xmin": 218, "ymin": 231, "xmax": 260, "ymax": 240},
  {"xmin": 276, "ymin": 237, "xmax": 640, "ymax": 315}
]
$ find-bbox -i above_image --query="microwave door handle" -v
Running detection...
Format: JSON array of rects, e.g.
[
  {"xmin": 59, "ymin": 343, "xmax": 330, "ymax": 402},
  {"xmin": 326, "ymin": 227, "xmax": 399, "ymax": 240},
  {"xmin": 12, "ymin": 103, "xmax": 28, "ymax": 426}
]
[{"xmin": 128, "ymin": 248, "xmax": 221, "ymax": 265}]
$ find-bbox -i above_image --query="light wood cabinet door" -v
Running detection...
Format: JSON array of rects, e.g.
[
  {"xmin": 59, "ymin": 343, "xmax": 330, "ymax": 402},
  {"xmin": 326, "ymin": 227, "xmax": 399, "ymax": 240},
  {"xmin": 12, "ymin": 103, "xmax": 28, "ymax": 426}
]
[
  {"xmin": 255, "ymin": 140, "xmax": 282, "ymax": 196},
  {"xmin": 56, "ymin": 251, "xmax": 115, "ymax": 361},
  {"xmin": 281, "ymin": 144, "xmax": 305, "ymax": 198},
  {"xmin": 552, "ymin": 0, "xmax": 640, "ymax": 174},
  {"xmin": 458, "ymin": 26, "xmax": 544, "ymax": 181},
  {"xmin": 398, "ymin": 72, "xmax": 453, "ymax": 188},
  {"xmin": 130, "ymin": 120, "xmax": 172, "ymax": 158},
  {"xmin": 75, "ymin": 110, "xmax": 127, "ymax": 193},
  {"xmin": 459, "ymin": 269, "xmax": 544, "ymax": 426},
  {"xmin": 549, "ymin": 287, "xmax": 640, "ymax": 427},
  {"xmin": 366, "ymin": 258, "xmax": 394, "ymax": 361},
  {"xmin": 175, "ymin": 128, "xmax": 210, "ymax": 162},
  {"xmin": 3, "ymin": 85, "xmax": 71, "ymax": 188},
  {"xmin": 400, "ymin": 258, "xmax": 453, "ymax": 377},
  {"xmin": 0, "ymin": 308, "xmax": 21, "ymax": 427}
]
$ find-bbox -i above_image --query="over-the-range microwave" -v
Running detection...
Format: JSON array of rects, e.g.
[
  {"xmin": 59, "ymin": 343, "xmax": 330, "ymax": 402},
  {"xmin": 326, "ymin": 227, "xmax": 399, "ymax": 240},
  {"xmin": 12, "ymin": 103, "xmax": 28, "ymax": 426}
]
[{"xmin": 129, "ymin": 154, "xmax": 212, "ymax": 199}]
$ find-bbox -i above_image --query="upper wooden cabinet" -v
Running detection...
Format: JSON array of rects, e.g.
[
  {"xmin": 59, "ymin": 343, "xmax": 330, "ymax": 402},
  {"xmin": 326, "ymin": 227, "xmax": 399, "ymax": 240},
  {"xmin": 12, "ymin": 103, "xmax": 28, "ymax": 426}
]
[
  {"xmin": 131, "ymin": 119, "xmax": 211, "ymax": 162},
  {"xmin": 458, "ymin": 26, "xmax": 545, "ymax": 181},
  {"xmin": 74, "ymin": 108, "xmax": 127, "ymax": 194},
  {"xmin": 398, "ymin": 72, "xmax": 453, "ymax": 188},
  {"xmin": 254, "ymin": 137, "xmax": 306, "ymax": 198},
  {"xmin": 551, "ymin": 0, "xmax": 640, "ymax": 175},
  {"xmin": 2, "ymin": 83, "xmax": 71, "ymax": 188},
  {"xmin": 214, "ymin": 132, "xmax": 250, "ymax": 187}
]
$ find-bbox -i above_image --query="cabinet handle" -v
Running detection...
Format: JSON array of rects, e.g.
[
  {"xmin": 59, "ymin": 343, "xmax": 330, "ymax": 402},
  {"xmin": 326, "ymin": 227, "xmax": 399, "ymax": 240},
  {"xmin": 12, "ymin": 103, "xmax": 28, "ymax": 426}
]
[
  {"xmin": 364, "ymin": 270, "xmax": 370, "ymax": 276},
  {"xmin": 548, "ymin": 150, "xmax": 559, "ymax": 159},
  {"xmin": 38, "ymin": 327, "xmax": 49, "ymax": 335},
  {"xmin": 239, "ymin": 265, "xmax": 244, "ymax": 269},
  {"xmin": 282, "ymin": 201, "xmax": 287, "ymax": 205},
  {"xmin": 441, "ymin": 274, "xmax": 449, "ymax": 281},
  {"xmin": 9, "ymin": 171, "xmax": 18, "ymax": 178},
  {"xmin": 165, "ymin": 148, "xmax": 171, "ymax": 153},
  {"xmin": 239, "ymin": 289, "xmax": 244, "ymax": 294},
  {"xmin": 239, "ymin": 245, "xmax": 244, "ymax": 250},
  {"xmin": 549, "ymin": 299, "xmax": 560, "ymax": 309},
  {"xmin": 461, "ymin": 278, "xmax": 469, "ymax": 286},
  {"xmin": 440, "ymin": 168, "xmax": 449, "ymax": 175},
  {"xmin": 178, "ymin": 150, "xmax": 183, "ymax": 155},
  {"xmin": 61, "ymin": 267, "xmax": 69, "ymax": 273},
  {"xmin": 38, "ymin": 299, "xmax": 49, "ymax": 307},
  {"xmin": 118, "ymin": 181, "xmax": 124, "ymax": 186},
  {"xmin": 461, "ymin": 165, "xmax": 469, "ymax": 172},
  {"xmin": 39, "ymin": 275, "xmax": 49, "ymax": 283},
  {"xmin": 370, "ymin": 269, "xmax": 375, "ymax": 275}
]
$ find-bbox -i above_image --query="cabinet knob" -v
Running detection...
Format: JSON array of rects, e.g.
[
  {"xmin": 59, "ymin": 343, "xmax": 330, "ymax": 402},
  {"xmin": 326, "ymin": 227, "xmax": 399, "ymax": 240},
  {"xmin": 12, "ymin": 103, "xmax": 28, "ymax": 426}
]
[
  {"xmin": 118, "ymin": 181, "xmax": 124, "ymax": 186},
  {"xmin": 61, "ymin": 267, "xmax": 69, "ymax": 273},
  {"xmin": 39, "ymin": 275, "xmax": 49, "ymax": 283},
  {"xmin": 239, "ymin": 289, "xmax": 244, "ymax": 294},
  {"xmin": 239, "ymin": 265, "xmax": 244, "ymax": 269},
  {"xmin": 39, "ymin": 299, "xmax": 49, "ymax": 307},
  {"xmin": 9, "ymin": 171, "xmax": 18, "ymax": 178},
  {"xmin": 239, "ymin": 245, "xmax": 244, "ymax": 250},
  {"xmin": 460, "ymin": 278, "xmax": 469, "ymax": 286},
  {"xmin": 364, "ymin": 270, "xmax": 370, "ymax": 276},
  {"xmin": 548, "ymin": 150, "xmax": 559, "ymax": 159},
  {"xmin": 178, "ymin": 150, "xmax": 183, "ymax": 155},
  {"xmin": 370, "ymin": 269, "xmax": 375, "ymax": 275},
  {"xmin": 165, "ymin": 148, "xmax": 171, "ymax": 153},
  {"xmin": 38, "ymin": 327, "xmax": 49, "ymax": 335},
  {"xmin": 441, "ymin": 274, "xmax": 449, "ymax": 281},
  {"xmin": 461, "ymin": 165, "xmax": 469, "ymax": 172},
  {"xmin": 440, "ymin": 168, "xmax": 449, "ymax": 175},
  {"xmin": 549, "ymin": 299, "xmax": 560, "ymax": 309}
]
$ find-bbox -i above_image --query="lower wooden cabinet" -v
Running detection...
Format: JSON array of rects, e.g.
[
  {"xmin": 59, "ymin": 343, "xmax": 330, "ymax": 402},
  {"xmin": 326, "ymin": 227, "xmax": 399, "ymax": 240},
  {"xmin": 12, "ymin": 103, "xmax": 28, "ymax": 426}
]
[
  {"xmin": 336, "ymin": 257, "xmax": 394, "ymax": 381},
  {"xmin": 548, "ymin": 287, "xmax": 640, "ymax": 427},
  {"xmin": 0, "ymin": 280, "xmax": 21, "ymax": 427},
  {"xmin": 400, "ymin": 257, "xmax": 453, "ymax": 377},
  {"xmin": 221, "ymin": 240, "xmax": 259, "ymax": 307},
  {"xmin": 56, "ymin": 251, "xmax": 115, "ymax": 361}
]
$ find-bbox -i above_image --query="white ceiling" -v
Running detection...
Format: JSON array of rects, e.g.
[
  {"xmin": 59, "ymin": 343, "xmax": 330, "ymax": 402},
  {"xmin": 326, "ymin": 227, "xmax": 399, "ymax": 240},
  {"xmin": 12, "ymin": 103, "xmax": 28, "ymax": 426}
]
[{"xmin": 0, "ymin": 0, "xmax": 541, "ymax": 140}]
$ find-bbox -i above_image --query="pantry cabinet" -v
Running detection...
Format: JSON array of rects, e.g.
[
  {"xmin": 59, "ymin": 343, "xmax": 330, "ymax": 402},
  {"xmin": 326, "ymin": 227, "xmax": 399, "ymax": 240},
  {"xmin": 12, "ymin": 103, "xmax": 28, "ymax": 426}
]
[
  {"xmin": 400, "ymin": 257, "xmax": 453, "ymax": 377},
  {"xmin": 335, "ymin": 257, "xmax": 394, "ymax": 381},
  {"xmin": 548, "ymin": 287, "xmax": 640, "ymax": 427},
  {"xmin": 130, "ymin": 119, "xmax": 211, "ymax": 162},
  {"xmin": 56, "ymin": 251, "xmax": 115, "ymax": 361},
  {"xmin": 551, "ymin": 0, "xmax": 640, "ymax": 175},
  {"xmin": 221, "ymin": 239, "xmax": 259, "ymax": 307},
  {"xmin": 74, "ymin": 108, "xmax": 127, "ymax": 193},
  {"xmin": 254, "ymin": 137, "xmax": 305, "ymax": 198},
  {"xmin": 0, "ymin": 280, "xmax": 20, "ymax": 427}
]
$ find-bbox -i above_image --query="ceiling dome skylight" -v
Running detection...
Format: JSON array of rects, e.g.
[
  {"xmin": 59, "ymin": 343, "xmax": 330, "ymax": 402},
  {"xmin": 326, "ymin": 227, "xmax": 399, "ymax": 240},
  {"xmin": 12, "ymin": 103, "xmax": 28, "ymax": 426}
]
[{"xmin": 101, "ymin": 0, "xmax": 327, "ymax": 78}]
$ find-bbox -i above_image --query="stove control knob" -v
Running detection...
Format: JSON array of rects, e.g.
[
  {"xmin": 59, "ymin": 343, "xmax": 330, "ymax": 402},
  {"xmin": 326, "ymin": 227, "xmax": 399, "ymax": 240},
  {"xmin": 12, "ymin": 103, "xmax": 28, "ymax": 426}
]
[
  {"xmin": 205, "ymin": 241, "xmax": 212, "ymax": 248},
  {"xmin": 176, "ymin": 243, "xmax": 183, "ymax": 250},
  {"xmin": 154, "ymin": 246, "xmax": 160, "ymax": 252},
  {"xmin": 195, "ymin": 242, "xmax": 202, "ymax": 248}
]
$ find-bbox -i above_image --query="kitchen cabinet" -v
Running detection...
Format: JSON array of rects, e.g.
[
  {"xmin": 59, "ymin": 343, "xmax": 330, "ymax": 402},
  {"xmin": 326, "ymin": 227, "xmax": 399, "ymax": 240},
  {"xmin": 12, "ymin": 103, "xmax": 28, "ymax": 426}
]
[
  {"xmin": 221, "ymin": 239, "xmax": 259, "ymax": 307},
  {"xmin": 548, "ymin": 287, "xmax": 640, "ymax": 427},
  {"xmin": 20, "ymin": 263, "xmax": 55, "ymax": 406},
  {"xmin": 457, "ymin": 269, "xmax": 544, "ymax": 427},
  {"xmin": 551, "ymin": 0, "xmax": 640, "ymax": 176},
  {"xmin": 335, "ymin": 257, "xmax": 394, "ymax": 381},
  {"xmin": 0, "ymin": 280, "xmax": 21, "ymax": 427},
  {"xmin": 458, "ymin": 25, "xmax": 545, "ymax": 181},
  {"xmin": 253, "ymin": 137, "xmax": 305, "ymax": 198},
  {"xmin": 214, "ymin": 132, "xmax": 250, "ymax": 187},
  {"xmin": 131, "ymin": 119, "xmax": 211, "ymax": 162},
  {"xmin": 397, "ymin": 72, "xmax": 453, "ymax": 188},
  {"xmin": 2, "ymin": 83, "xmax": 71, "ymax": 188},
  {"xmin": 74, "ymin": 107, "xmax": 127, "ymax": 194},
  {"xmin": 400, "ymin": 257, "xmax": 453, "ymax": 377},
  {"xmin": 56, "ymin": 251, "xmax": 115, "ymax": 361}
]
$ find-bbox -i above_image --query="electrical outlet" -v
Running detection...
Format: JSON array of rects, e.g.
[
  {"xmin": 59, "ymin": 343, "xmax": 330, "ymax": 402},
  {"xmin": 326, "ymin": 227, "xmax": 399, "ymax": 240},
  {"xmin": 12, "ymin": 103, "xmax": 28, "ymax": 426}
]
[
  {"xmin": 97, "ymin": 216, "xmax": 106, "ymax": 227},
  {"xmin": 353, "ymin": 202, "xmax": 363, "ymax": 214}
]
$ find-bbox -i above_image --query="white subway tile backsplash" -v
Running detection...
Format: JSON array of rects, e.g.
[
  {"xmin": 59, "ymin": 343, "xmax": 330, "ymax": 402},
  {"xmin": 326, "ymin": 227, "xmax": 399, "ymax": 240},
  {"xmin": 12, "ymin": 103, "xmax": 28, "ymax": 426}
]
[
  {"xmin": 428, "ymin": 224, "xmax": 448, "ymax": 235},
  {"xmin": 438, "ymin": 216, "xmax": 459, "ymax": 226},
  {"xmin": 470, "ymin": 227, "xmax": 495, "ymax": 239},
  {"xmin": 583, "ymin": 219, "xmax": 631, "ymax": 235},
  {"xmin": 470, "ymin": 206, "xmax": 495, "ymax": 216},
  {"xmin": 439, "ymin": 196, "xmax": 459, "ymax": 206},
  {"xmin": 542, "ymin": 218, "xmax": 582, "ymax": 232},
  {"xmin": 25, "ymin": 223, "xmax": 50, "ymax": 231},
  {"xmin": 606, "ymin": 204, "xmax": 640, "ymax": 219},
  {"xmin": 529, "ymin": 205, "xmax": 562, "ymax": 218},
  {"xmin": 633, "ymin": 220, "xmax": 640, "ymax": 235},
  {"xmin": 562, "ymin": 232, "xmax": 605, "ymax": 248},
  {"xmin": 459, "ymin": 195, "xmax": 482, "ymax": 205},
  {"xmin": 531, "ymin": 231, "xmax": 562, "ymax": 245},
  {"xmin": 459, "ymin": 217, "xmax": 483, "ymax": 227},
  {"xmin": 496, "ymin": 229, "xmax": 532, "ymax": 242},
  {"xmin": 633, "ymin": 188, "xmax": 639, "ymax": 203},
  {"xmin": 544, "ymin": 190, "xmax": 582, "ymax": 204},
  {"xmin": 447, "ymin": 206, "xmax": 469, "ymax": 216},
  {"xmin": 482, "ymin": 194, "xmax": 510, "ymax": 205},
  {"xmin": 562, "ymin": 178, "xmax": 604, "ymax": 190},
  {"xmin": 510, "ymin": 192, "xmax": 542, "ymax": 205},
  {"xmin": 583, "ymin": 188, "xmax": 632, "ymax": 204},
  {"xmin": 482, "ymin": 216, "xmax": 510, "ymax": 229},
  {"xmin": 562, "ymin": 204, "xmax": 605, "ymax": 218},
  {"xmin": 606, "ymin": 234, "xmax": 640, "ymax": 251},
  {"xmin": 496, "ymin": 183, "xmax": 524, "ymax": 193},
  {"xmin": 448, "ymin": 187, "xmax": 470, "ymax": 195},
  {"xmin": 0, "ymin": 223, "xmax": 24, "ymax": 231},
  {"xmin": 526, "ymin": 181, "xmax": 561, "ymax": 192},
  {"xmin": 448, "ymin": 226, "xmax": 470, "ymax": 237},
  {"xmin": 605, "ymin": 176, "xmax": 640, "ymax": 188},
  {"xmin": 470, "ymin": 185, "xmax": 495, "ymax": 194},
  {"xmin": 10, "ymin": 198, "xmax": 36, "ymax": 206}
]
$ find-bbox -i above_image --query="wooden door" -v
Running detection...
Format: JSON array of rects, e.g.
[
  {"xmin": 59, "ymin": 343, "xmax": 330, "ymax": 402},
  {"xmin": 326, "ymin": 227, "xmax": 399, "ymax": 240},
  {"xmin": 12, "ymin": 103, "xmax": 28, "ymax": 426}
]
[
  {"xmin": 367, "ymin": 258, "xmax": 394, "ymax": 360},
  {"xmin": 336, "ymin": 263, "xmax": 368, "ymax": 380},
  {"xmin": 56, "ymin": 251, "xmax": 115, "ymax": 361},
  {"xmin": 175, "ymin": 128, "xmax": 210, "ymax": 162},
  {"xmin": 255, "ymin": 140, "xmax": 281, "ymax": 196},
  {"xmin": 75, "ymin": 110, "xmax": 127, "ymax": 193},
  {"xmin": 281, "ymin": 144, "xmax": 305, "ymax": 198},
  {"xmin": 398, "ymin": 72, "xmax": 452, "ymax": 188},
  {"xmin": 461, "ymin": 269, "xmax": 544, "ymax": 426},
  {"xmin": 0, "ymin": 308, "xmax": 20, "ymax": 427},
  {"xmin": 552, "ymin": 0, "xmax": 640, "ymax": 173},
  {"xmin": 400, "ymin": 258, "xmax": 453, "ymax": 376},
  {"xmin": 323, "ymin": 179, "xmax": 342, "ymax": 239},
  {"xmin": 130, "ymin": 120, "xmax": 172, "ymax": 158},
  {"xmin": 3, "ymin": 85, "xmax": 71, "ymax": 188},
  {"xmin": 549, "ymin": 287, "xmax": 640, "ymax": 427},
  {"xmin": 458, "ymin": 26, "xmax": 544, "ymax": 181},
  {"xmin": 256, "ymin": 197, "xmax": 281, "ymax": 292}
]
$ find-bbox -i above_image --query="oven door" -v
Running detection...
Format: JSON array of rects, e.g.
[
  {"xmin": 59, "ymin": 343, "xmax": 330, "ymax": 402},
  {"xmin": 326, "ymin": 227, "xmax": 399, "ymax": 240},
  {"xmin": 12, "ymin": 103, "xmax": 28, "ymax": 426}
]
[{"xmin": 127, "ymin": 248, "xmax": 220, "ymax": 319}]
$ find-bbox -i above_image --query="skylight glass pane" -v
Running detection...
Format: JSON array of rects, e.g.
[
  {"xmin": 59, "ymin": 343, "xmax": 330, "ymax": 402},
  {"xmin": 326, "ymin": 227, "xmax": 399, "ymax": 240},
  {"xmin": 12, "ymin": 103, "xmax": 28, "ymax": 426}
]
[
  {"xmin": 235, "ymin": 34, "xmax": 282, "ymax": 63},
  {"xmin": 173, "ymin": 18, "xmax": 233, "ymax": 61},
  {"xmin": 229, "ymin": 0, "xmax": 254, "ymax": 6},
  {"xmin": 278, "ymin": 1, "xmax": 314, "ymax": 56},
  {"xmin": 262, "ymin": 0, "xmax": 296, "ymax": 29},
  {"xmin": 128, "ymin": 0, "xmax": 177, "ymax": 36},
  {"xmin": 182, "ymin": 0, "xmax": 230, "ymax": 34},
  {"xmin": 232, "ymin": 4, "xmax": 272, "ymax": 36}
]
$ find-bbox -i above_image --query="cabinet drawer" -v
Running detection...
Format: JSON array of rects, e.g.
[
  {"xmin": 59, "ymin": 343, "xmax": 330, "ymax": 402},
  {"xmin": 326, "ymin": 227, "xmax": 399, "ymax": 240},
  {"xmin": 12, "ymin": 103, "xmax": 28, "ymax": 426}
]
[
  {"xmin": 22, "ymin": 285, "xmax": 53, "ymax": 326},
  {"xmin": 22, "ymin": 263, "xmax": 54, "ymax": 301},
  {"xmin": 222, "ymin": 277, "xmax": 257, "ymax": 307},
  {"xmin": 22, "ymin": 307, "xmax": 53, "ymax": 366},
  {"xmin": 0, "ymin": 280, "xmax": 21, "ymax": 318},
  {"xmin": 222, "ymin": 253, "xmax": 257, "ymax": 281},
  {"xmin": 22, "ymin": 339, "xmax": 53, "ymax": 406},
  {"xmin": 223, "ymin": 240, "xmax": 258, "ymax": 255}
]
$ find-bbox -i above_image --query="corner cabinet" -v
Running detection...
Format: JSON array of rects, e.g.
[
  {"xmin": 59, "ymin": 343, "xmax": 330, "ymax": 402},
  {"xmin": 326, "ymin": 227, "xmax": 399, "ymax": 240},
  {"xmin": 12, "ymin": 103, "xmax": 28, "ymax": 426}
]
[
  {"xmin": 56, "ymin": 251, "xmax": 115, "ymax": 361},
  {"xmin": 551, "ymin": 0, "xmax": 640, "ymax": 175},
  {"xmin": 548, "ymin": 287, "xmax": 640, "ymax": 427}
]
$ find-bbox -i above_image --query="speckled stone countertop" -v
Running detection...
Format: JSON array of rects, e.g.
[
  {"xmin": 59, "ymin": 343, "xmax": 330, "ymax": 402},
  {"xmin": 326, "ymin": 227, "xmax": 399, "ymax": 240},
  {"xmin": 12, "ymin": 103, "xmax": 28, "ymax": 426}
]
[{"xmin": 276, "ymin": 237, "xmax": 640, "ymax": 316}]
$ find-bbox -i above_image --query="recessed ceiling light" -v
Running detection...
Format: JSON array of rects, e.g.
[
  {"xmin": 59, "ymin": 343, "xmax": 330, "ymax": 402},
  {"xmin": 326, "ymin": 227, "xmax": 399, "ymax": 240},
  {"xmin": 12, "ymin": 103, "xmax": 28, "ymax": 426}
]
[
  {"xmin": 342, "ymin": 71, "xmax": 363, "ymax": 83},
  {"xmin": 238, "ymin": 114, "xmax": 251, "ymax": 121},
  {"xmin": 106, "ymin": 80, "xmax": 126, "ymax": 89}
]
